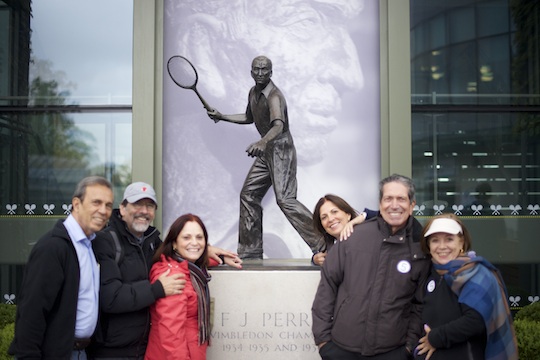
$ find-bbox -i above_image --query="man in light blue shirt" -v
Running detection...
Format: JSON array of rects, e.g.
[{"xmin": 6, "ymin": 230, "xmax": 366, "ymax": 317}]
[
  {"xmin": 9, "ymin": 176, "xmax": 114, "ymax": 359},
  {"xmin": 64, "ymin": 214, "xmax": 100, "ymax": 344}
]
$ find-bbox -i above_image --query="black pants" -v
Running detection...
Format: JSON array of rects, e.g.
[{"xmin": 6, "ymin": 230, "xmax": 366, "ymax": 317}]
[{"xmin": 319, "ymin": 341, "xmax": 412, "ymax": 360}]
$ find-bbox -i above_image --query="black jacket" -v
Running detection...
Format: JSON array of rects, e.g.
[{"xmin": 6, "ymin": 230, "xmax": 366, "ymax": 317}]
[
  {"xmin": 415, "ymin": 267, "xmax": 486, "ymax": 360},
  {"xmin": 88, "ymin": 209, "xmax": 163, "ymax": 357},
  {"xmin": 312, "ymin": 215, "xmax": 431, "ymax": 356},
  {"xmin": 9, "ymin": 220, "xmax": 81, "ymax": 359}
]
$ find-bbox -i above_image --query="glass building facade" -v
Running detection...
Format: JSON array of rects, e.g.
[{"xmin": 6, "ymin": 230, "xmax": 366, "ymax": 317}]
[
  {"xmin": 0, "ymin": 0, "xmax": 133, "ymax": 298},
  {"xmin": 0, "ymin": 0, "xmax": 538, "ymax": 311},
  {"xmin": 411, "ymin": 0, "xmax": 540, "ymax": 308}
]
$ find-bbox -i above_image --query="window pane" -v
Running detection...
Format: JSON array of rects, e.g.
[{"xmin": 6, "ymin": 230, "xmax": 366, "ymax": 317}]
[
  {"xmin": 478, "ymin": 35, "xmax": 511, "ymax": 103},
  {"xmin": 0, "ymin": 0, "xmax": 133, "ymax": 300},
  {"xmin": 0, "ymin": 7, "xmax": 10, "ymax": 105},
  {"xmin": 449, "ymin": 42, "xmax": 478, "ymax": 103},
  {"xmin": 478, "ymin": 0, "xmax": 509, "ymax": 37},
  {"xmin": 30, "ymin": 0, "xmax": 133, "ymax": 105},
  {"xmin": 411, "ymin": 22, "xmax": 428, "ymax": 57},
  {"xmin": 430, "ymin": 15, "xmax": 446, "ymax": 49},
  {"xmin": 449, "ymin": 7, "xmax": 475, "ymax": 44},
  {"xmin": 511, "ymin": 1, "xmax": 540, "ymax": 102},
  {"xmin": 412, "ymin": 111, "xmax": 540, "ymax": 262},
  {"xmin": 411, "ymin": 0, "xmax": 540, "ymax": 309},
  {"xmin": 1, "ymin": 111, "xmax": 131, "ymax": 207}
]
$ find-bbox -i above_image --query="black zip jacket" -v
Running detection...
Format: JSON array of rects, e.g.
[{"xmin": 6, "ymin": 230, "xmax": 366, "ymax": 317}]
[
  {"xmin": 88, "ymin": 209, "xmax": 163, "ymax": 357},
  {"xmin": 415, "ymin": 267, "xmax": 486, "ymax": 360},
  {"xmin": 9, "ymin": 220, "xmax": 81, "ymax": 359}
]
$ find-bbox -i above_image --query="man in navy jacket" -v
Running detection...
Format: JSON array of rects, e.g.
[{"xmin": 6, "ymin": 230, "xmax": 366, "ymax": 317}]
[{"xmin": 9, "ymin": 176, "xmax": 114, "ymax": 359}]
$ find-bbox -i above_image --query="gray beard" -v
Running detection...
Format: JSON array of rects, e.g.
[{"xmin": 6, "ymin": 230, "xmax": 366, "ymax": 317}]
[{"xmin": 131, "ymin": 221, "xmax": 150, "ymax": 235}]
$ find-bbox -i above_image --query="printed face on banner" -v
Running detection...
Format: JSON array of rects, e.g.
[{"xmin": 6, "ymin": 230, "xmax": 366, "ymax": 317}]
[{"xmin": 162, "ymin": 0, "xmax": 380, "ymax": 258}]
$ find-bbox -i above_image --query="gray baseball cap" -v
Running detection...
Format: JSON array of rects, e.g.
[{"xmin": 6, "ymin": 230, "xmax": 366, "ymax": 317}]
[{"xmin": 123, "ymin": 182, "xmax": 157, "ymax": 204}]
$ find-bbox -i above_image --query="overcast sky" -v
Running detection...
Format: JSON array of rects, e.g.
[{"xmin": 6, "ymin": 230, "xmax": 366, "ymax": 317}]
[{"xmin": 30, "ymin": 0, "xmax": 133, "ymax": 105}]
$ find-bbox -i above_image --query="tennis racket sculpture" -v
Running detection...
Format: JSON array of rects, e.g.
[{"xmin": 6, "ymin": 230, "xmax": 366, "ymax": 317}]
[{"xmin": 167, "ymin": 55, "xmax": 212, "ymax": 111}]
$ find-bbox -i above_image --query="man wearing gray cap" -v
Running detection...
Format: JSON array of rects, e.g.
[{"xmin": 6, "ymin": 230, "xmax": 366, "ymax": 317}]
[{"xmin": 88, "ymin": 182, "xmax": 240, "ymax": 359}]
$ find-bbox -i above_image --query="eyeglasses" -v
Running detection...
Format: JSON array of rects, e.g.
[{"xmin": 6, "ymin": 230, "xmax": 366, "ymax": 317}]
[{"xmin": 131, "ymin": 202, "xmax": 157, "ymax": 211}]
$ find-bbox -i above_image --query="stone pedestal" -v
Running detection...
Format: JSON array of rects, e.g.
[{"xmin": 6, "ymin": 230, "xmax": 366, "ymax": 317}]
[{"xmin": 208, "ymin": 259, "xmax": 321, "ymax": 360}]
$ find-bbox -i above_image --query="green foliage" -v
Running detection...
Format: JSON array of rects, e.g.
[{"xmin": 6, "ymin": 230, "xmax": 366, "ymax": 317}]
[
  {"xmin": 0, "ymin": 323, "xmax": 14, "ymax": 360},
  {"xmin": 0, "ymin": 304, "xmax": 15, "ymax": 360},
  {"xmin": 0, "ymin": 305, "xmax": 16, "ymax": 330},
  {"xmin": 515, "ymin": 301, "xmax": 540, "ymax": 322},
  {"xmin": 514, "ymin": 319, "xmax": 540, "ymax": 360},
  {"xmin": 514, "ymin": 303, "xmax": 540, "ymax": 359}
]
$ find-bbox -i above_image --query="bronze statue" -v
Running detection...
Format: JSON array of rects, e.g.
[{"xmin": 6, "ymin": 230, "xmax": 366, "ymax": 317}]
[{"xmin": 207, "ymin": 56, "xmax": 325, "ymax": 259}]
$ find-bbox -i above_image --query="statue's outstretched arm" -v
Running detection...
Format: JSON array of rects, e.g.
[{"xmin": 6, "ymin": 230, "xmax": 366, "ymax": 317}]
[{"xmin": 207, "ymin": 108, "xmax": 250, "ymax": 124}]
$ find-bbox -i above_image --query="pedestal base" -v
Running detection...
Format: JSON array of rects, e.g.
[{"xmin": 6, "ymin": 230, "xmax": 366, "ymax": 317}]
[{"xmin": 208, "ymin": 259, "xmax": 321, "ymax": 360}]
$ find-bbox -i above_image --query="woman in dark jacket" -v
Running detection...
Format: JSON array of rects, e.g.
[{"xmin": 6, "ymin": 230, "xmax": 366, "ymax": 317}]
[
  {"xmin": 415, "ymin": 214, "xmax": 518, "ymax": 360},
  {"xmin": 311, "ymin": 194, "xmax": 374, "ymax": 266}
]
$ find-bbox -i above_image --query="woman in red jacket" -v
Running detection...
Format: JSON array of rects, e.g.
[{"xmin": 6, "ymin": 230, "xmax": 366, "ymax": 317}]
[{"xmin": 145, "ymin": 213, "xmax": 216, "ymax": 360}]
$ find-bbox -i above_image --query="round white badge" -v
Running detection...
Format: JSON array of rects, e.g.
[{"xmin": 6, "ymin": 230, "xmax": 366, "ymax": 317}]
[
  {"xmin": 427, "ymin": 279, "xmax": 436, "ymax": 293},
  {"xmin": 397, "ymin": 260, "xmax": 411, "ymax": 274}
]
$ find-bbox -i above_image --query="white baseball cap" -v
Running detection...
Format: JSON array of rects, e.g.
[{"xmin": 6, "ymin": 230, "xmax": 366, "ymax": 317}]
[
  {"xmin": 123, "ymin": 182, "xmax": 157, "ymax": 204},
  {"xmin": 424, "ymin": 218, "xmax": 462, "ymax": 237}
]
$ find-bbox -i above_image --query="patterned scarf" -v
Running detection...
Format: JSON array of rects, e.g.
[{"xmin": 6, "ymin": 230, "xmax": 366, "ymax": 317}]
[
  {"xmin": 174, "ymin": 253, "xmax": 212, "ymax": 345},
  {"xmin": 434, "ymin": 253, "xmax": 518, "ymax": 360}
]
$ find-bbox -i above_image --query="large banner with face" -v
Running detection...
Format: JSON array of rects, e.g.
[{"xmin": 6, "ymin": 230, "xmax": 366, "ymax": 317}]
[{"xmin": 162, "ymin": 0, "xmax": 380, "ymax": 258}]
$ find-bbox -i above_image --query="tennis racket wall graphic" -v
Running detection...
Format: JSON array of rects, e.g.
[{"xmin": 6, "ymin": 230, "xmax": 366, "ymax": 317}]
[{"xmin": 167, "ymin": 55, "xmax": 212, "ymax": 111}]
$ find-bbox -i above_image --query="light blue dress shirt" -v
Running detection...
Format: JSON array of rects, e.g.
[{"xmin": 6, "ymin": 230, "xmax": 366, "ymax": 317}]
[{"xmin": 64, "ymin": 214, "xmax": 100, "ymax": 339}]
